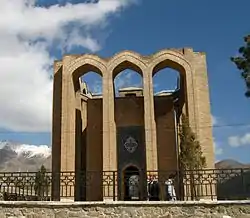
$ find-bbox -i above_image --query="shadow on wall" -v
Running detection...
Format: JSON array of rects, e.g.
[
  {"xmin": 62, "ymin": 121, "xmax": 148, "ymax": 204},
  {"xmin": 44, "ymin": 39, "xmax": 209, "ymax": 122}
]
[
  {"xmin": 75, "ymin": 108, "xmax": 89, "ymax": 201},
  {"xmin": 217, "ymin": 169, "xmax": 250, "ymax": 200}
]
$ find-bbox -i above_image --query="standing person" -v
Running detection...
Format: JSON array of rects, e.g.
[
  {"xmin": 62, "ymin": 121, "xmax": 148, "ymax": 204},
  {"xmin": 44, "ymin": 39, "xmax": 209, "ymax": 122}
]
[
  {"xmin": 147, "ymin": 176, "xmax": 153, "ymax": 200},
  {"xmin": 165, "ymin": 174, "xmax": 177, "ymax": 201},
  {"xmin": 148, "ymin": 177, "xmax": 160, "ymax": 201}
]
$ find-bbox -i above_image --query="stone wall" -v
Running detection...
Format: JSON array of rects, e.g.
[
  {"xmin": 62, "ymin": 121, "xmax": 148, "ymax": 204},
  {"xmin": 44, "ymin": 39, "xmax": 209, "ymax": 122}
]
[{"xmin": 0, "ymin": 201, "xmax": 250, "ymax": 218}]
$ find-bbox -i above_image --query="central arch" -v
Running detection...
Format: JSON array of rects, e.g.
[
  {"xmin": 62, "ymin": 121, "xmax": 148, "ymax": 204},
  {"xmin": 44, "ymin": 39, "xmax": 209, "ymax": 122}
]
[{"xmin": 107, "ymin": 51, "xmax": 149, "ymax": 173}]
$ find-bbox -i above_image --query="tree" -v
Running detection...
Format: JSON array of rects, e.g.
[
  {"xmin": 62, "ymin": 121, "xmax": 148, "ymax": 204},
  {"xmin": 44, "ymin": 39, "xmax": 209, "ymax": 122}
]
[
  {"xmin": 179, "ymin": 114, "xmax": 206, "ymax": 170},
  {"xmin": 34, "ymin": 165, "xmax": 49, "ymax": 200},
  {"xmin": 178, "ymin": 114, "xmax": 206, "ymax": 200},
  {"xmin": 231, "ymin": 35, "xmax": 250, "ymax": 97}
]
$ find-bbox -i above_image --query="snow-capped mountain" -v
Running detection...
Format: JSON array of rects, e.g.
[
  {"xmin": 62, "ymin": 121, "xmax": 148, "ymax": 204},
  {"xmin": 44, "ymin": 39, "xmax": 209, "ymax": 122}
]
[
  {"xmin": 0, "ymin": 140, "xmax": 51, "ymax": 172},
  {"xmin": 0, "ymin": 140, "xmax": 51, "ymax": 158}
]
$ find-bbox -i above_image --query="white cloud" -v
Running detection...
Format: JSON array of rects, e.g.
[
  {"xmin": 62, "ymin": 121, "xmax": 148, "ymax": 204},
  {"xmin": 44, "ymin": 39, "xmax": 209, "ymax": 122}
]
[
  {"xmin": 213, "ymin": 140, "xmax": 223, "ymax": 155},
  {"xmin": 0, "ymin": 0, "xmax": 135, "ymax": 132},
  {"xmin": 211, "ymin": 115, "xmax": 218, "ymax": 126},
  {"xmin": 91, "ymin": 79, "xmax": 103, "ymax": 94},
  {"xmin": 114, "ymin": 71, "xmax": 142, "ymax": 91},
  {"xmin": 228, "ymin": 133, "xmax": 250, "ymax": 147},
  {"xmin": 241, "ymin": 133, "xmax": 250, "ymax": 144}
]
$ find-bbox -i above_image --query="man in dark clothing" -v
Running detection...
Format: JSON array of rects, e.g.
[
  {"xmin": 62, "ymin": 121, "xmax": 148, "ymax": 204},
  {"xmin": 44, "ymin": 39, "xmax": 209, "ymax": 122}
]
[{"xmin": 148, "ymin": 178, "xmax": 160, "ymax": 201}]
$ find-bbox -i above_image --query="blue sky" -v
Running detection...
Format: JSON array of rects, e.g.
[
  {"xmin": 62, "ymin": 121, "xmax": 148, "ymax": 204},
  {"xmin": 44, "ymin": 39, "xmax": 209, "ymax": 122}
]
[{"xmin": 0, "ymin": 0, "xmax": 249, "ymax": 163}]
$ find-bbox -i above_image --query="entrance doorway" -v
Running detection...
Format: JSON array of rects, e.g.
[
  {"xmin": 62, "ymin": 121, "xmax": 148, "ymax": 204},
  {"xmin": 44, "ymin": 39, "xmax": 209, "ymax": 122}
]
[{"xmin": 123, "ymin": 166, "xmax": 140, "ymax": 201}]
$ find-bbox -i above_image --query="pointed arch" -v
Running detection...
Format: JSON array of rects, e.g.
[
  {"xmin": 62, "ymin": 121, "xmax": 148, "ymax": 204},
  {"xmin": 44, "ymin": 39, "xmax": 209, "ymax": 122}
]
[
  {"xmin": 66, "ymin": 55, "xmax": 107, "ymax": 93},
  {"xmin": 149, "ymin": 50, "xmax": 193, "ymax": 77},
  {"xmin": 149, "ymin": 50, "xmax": 198, "ymax": 163},
  {"xmin": 149, "ymin": 50, "xmax": 195, "ymax": 111},
  {"xmin": 106, "ymin": 51, "xmax": 149, "ymax": 174},
  {"xmin": 108, "ymin": 51, "xmax": 147, "ymax": 78}
]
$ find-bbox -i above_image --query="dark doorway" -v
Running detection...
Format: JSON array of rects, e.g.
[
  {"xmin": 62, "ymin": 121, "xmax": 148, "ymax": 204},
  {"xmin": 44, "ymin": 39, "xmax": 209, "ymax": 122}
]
[
  {"xmin": 123, "ymin": 166, "xmax": 140, "ymax": 201},
  {"xmin": 116, "ymin": 126, "xmax": 147, "ymax": 200}
]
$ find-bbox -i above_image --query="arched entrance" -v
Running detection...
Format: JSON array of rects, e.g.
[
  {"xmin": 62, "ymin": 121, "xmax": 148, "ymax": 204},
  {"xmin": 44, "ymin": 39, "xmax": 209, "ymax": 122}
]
[{"xmin": 123, "ymin": 166, "xmax": 140, "ymax": 201}]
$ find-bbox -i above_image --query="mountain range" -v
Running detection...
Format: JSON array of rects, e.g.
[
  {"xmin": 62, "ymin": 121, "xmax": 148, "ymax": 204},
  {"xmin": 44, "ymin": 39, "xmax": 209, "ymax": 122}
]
[
  {"xmin": 0, "ymin": 140, "xmax": 51, "ymax": 172},
  {"xmin": 0, "ymin": 140, "xmax": 249, "ymax": 172}
]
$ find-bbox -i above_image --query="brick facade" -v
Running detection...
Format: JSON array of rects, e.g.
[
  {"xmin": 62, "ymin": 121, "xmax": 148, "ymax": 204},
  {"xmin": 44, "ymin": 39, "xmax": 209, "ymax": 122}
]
[{"xmin": 52, "ymin": 49, "xmax": 215, "ymax": 200}]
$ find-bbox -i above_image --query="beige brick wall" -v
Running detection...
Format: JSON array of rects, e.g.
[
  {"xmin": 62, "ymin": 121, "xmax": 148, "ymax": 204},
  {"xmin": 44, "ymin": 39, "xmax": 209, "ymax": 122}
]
[{"xmin": 52, "ymin": 49, "xmax": 215, "ymax": 199}]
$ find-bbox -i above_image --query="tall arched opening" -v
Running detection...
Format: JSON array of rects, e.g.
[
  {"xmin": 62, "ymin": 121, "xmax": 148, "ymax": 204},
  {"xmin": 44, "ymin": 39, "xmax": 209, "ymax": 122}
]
[
  {"xmin": 152, "ymin": 66, "xmax": 181, "ymax": 173},
  {"xmin": 72, "ymin": 64, "xmax": 104, "ymax": 201},
  {"xmin": 111, "ymin": 59, "xmax": 147, "ymax": 200},
  {"xmin": 150, "ymin": 58, "xmax": 187, "ymax": 201}
]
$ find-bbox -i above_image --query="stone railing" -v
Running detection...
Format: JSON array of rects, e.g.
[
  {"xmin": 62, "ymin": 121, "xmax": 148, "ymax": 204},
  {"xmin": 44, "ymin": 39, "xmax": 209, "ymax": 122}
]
[{"xmin": 0, "ymin": 200, "xmax": 250, "ymax": 217}]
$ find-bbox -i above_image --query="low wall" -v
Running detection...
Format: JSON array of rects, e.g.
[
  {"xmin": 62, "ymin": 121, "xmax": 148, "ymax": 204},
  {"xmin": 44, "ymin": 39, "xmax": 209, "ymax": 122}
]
[{"xmin": 0, "ymin": 201, "xmax": 250, "ymax": 218}]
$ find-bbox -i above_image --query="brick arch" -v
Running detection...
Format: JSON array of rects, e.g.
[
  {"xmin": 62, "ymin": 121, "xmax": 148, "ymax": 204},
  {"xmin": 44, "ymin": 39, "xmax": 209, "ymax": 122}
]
[
  {"xmin": 66, "ymin": 55, "xmax": 107, "ymax": 92},
  {"xmin": 107, "ymin": 51, "xmax": 147, "ymax": 79},
  {"xmin": 106, "ymin": 51, "xmax": 151, "ymax": 174},
  {"xmin": 149, "ymin": 50, "xmax": 195, "ymax": 113},
  {"xmin": 149, "ymin": 50, "xmax": 193, "ymax": 78},
  {"xmin": 68, "ymin": 55, "xmax": 107, "ymax": 75},
  {"xmin": 143, "ymin": 50, "xmax": 198, "ymax": 173}
]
